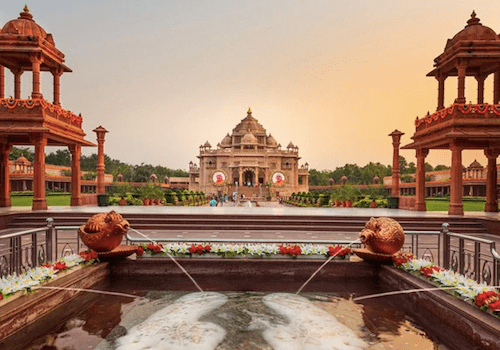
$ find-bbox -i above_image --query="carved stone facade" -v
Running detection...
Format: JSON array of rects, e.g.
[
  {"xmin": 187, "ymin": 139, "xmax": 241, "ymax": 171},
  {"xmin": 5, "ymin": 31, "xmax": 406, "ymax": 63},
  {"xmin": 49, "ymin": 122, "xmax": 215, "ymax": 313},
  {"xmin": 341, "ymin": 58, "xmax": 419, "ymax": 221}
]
[{"xmin": 189, "ymin": 108, "xmax": 309, "ymax": 198}]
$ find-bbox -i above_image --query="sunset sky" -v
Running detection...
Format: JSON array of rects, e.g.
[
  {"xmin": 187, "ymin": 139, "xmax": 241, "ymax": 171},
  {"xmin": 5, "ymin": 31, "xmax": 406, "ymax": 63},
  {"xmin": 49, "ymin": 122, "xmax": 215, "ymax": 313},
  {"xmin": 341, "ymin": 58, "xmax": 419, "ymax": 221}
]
[{"xmin": 2, "ymin": 1, "xmax": 500, "ymax": 171}]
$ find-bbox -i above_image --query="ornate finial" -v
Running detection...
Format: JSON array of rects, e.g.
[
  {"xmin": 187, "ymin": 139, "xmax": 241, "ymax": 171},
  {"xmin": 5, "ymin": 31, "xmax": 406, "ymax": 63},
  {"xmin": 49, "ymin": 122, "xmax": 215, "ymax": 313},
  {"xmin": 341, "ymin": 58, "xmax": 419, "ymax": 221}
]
[
  {"xmin": 24, "ymin": 4, "xmax": 30, "ymax": 13},
  {"xmin": 247, "ymin": 107, "xmax": 252, "ymax": 114},
  {"xmin": 466, "ymin": 10, "xmax": 480, "ymax": 27}
]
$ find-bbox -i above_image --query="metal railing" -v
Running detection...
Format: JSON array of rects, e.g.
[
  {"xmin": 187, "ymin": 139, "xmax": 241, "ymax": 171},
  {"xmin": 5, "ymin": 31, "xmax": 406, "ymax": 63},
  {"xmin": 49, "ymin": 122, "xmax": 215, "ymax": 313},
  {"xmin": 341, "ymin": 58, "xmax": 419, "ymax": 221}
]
[
  {"xmin": 442, "ymin": 223, "xmax": 499, "ymax": 286},
  {"xmin": 1, "ymin": 220, "xmax": 499, "ymax": 286}
]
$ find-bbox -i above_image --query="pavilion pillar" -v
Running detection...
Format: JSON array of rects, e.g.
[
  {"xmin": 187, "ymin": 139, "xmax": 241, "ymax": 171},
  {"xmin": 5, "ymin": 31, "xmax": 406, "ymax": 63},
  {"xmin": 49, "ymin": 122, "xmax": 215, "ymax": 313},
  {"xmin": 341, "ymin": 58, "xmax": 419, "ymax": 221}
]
[
  {"xmin": 477, "ymin": 75, "xmax": 486, "ymax": 104},
  {"xmin": 0, "ymin": 142, "xmax": 12, "ymax": 207},
  {"xmin": 389, "ymin": 130, "xmax": 404, "ymax": 198},
  {"xmin": 32, "ymin": 134, "xmax": 47, "ymax": 210},
  {"xmin": 455, "ymin": 64, "xmax": 467, "ymax": 104},
  {"xmin": 254, "ymin": 168, "xmax": 258, "ymax": 186},
  {"xmin": 449, "ymin": 142, "xmax": 464, "ymax": 215},
  {"xmin": 30, "ymin": 54, "xmax": 43, "ymax": 99},
  {"xmin": 0, "ymin": 65, "xmax": 4, "ymax": 98},
  {"xmin": 415, "ymin": 148, "xmax": 428, "ymax": 211},
  {"xmin": 51, "ymin": 68, "xmax": 63, "ymax": 106},
  {"xmin": 12, "ymin": 68, "xmax": 23, "ymax": 99},
  {"xmin": 494, "ymin": 70, "xmax": 500, "ymax": 104},
  {"xmin": 437, "ymin": 74, "xmax": 446, "ymax": 110},
  {"xmin": 93, "ymin": 126, "xmax": 108, "ymax": 195},
  {"xmin": 238, "ymin": 168, "xmax": 243, "ymax": 186},
  {"xmin": 69, "ymin": 144, "xmax": 82, "ymax": 206},
  {"xmin": 484, "ymin": 148, "xmax": 500, "ymax": 212}
]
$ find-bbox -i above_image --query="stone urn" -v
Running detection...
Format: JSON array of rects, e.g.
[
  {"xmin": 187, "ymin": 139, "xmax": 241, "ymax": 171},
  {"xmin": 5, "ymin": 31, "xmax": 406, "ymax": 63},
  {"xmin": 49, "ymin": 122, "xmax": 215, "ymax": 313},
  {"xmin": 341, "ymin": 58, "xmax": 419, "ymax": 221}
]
[
  {"xmin": 78, "ymin": 211, "xmax": 130, "ymax": 252},
  {"xmin": 353, "ymin": 217, "xmax": 405, "ymax": 262},
  {"xmin": 119, "ymin": 197, "xmax": 127, "ymax": 206},
  {"xmin": 370, "ymin": 200, "xmax": 377, "ymax": 208}
]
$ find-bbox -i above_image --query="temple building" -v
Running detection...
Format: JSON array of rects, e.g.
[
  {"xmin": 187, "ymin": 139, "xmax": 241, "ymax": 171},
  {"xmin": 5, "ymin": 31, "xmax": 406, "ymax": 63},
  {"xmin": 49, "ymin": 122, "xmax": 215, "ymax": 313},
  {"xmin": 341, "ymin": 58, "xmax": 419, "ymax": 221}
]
[{"xmin": 188, "ymin": 108, "xmax": 309, "ymax": 198}]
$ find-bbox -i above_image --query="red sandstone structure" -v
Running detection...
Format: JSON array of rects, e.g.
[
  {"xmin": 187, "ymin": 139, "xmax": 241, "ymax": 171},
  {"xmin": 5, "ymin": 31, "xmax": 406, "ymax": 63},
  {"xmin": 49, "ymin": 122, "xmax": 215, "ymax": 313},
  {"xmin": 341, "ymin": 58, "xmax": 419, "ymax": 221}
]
[
  {"xmin": 0, "ymin": 7, "xmax": 97, "ymax": 210},
  {"xmin": 403, "ymin": 12, "xmax": 500, "ymax": 215}
]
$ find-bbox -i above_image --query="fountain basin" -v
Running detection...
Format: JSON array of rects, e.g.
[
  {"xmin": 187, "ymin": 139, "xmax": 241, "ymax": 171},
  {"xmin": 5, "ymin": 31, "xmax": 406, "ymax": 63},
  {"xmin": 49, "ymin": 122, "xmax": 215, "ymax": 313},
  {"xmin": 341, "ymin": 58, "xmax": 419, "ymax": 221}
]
[{"xmin": 1, "ymin": 259, "xmax": 499, "ymax": 350}]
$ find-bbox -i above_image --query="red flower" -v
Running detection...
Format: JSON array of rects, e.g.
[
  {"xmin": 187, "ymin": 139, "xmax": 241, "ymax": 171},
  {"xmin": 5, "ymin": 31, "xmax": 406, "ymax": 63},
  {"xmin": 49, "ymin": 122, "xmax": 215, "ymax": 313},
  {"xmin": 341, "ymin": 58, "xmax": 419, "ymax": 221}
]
[
  {"xmin": 475, "ymin": 290, "xmax": 499, "ymax": 308},
  {"xmin": 488, "ymin": 299, "xmax": 500, "ymax": 312},
  {"xmin": 136, "ymin": 246, "xmax": 144, "ymax": 256},
  {"xmin": 188, "ymin": 245, "xmax": 197, "ymax": 254},
  {"xmin": 153, "ymin": 245, "xmax": 163, "ymax": 254},
  {"xmin": 419, "ymin": 265, "xmax": 441, "ymax": 278},
  {"xmin": 279, "ymin": 246, "xmax": 287, "ymax": 255},
  {"xmin": 53, "ymin": 262, "xmax": 67, "ymax": 271},
  {"xmin": 147, "ymin": 244, "xmax": 155, "ymax": 251},
  {"xmin": 204, "ymin": 245, "xmax": 211, "ymax": 253}
]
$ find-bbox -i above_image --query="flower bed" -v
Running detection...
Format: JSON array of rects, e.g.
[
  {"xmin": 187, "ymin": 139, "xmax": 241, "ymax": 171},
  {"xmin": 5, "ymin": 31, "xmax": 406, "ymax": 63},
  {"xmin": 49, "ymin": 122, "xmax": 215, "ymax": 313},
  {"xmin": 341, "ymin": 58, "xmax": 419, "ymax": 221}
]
[
  {"xmin": 393, "ymin": 252, "xmax": 500, "ymax": 320},
  {"xmin": 136, "ymin": 243, "xmax": 352, "ymax": 259},
  {"xmin": 0, "ymin": 251, "xmax": 98, "ymax": 303}
]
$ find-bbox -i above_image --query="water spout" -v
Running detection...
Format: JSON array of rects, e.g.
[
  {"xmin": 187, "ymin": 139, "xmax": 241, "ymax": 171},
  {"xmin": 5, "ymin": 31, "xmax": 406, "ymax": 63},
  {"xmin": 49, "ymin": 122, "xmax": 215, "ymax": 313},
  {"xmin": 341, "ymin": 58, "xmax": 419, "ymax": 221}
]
[
  {"xmin": 296, "ymin": 239, "xmax": 361, "ymax": 294},
  {"xmin": 130, "ymin": 228, "xmax": 204, "ymax": 292}
]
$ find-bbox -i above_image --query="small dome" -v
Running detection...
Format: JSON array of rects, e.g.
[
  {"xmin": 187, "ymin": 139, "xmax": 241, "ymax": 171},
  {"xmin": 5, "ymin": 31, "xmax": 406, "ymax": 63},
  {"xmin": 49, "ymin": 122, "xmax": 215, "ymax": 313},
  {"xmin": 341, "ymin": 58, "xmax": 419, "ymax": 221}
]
[
  {"xmin": 287, "ymin": 142, "xmax": 295, "ymax": 149},
  {"xmin": 116, "ymin": 173, "xmax": 124, "ymax": 182},
  {"xmin": 468, "ymin": 159, "xmax": 483, "ymax": 169},
  {"xmin": 14, "ymin": 154, "xmax": 30, "ymax": 165},
  {"xmin": 1, "ymin": 6, "xmax": 51, "ymax": 42},
  {"xmin": 266, "ymin": 134, "xmax": 277, "ymax": 146},
  {"xmin": 445, "ymin": 11, "xmax": 500, "ymax": 50},
  {"xmin": 221, "ymin": 133, "xmax": 232, "ymax": 146},
  {"xmin": 204, "ymin": 141, "xmax": 211, "ymax": 148},
  {"xmin": 340, "ymin": 175, "xmax": 348, "ymax": 184},
  {"xmin": 372, "ymin": 175, "xmax": 381, "ymax": 184},
  {"xmin": 241, "ymin": 130, "xmax": 257, "ymax": 144},
  {"xmin": 163, "ymin": 176, "xmax": 170, "ymax": 184}
]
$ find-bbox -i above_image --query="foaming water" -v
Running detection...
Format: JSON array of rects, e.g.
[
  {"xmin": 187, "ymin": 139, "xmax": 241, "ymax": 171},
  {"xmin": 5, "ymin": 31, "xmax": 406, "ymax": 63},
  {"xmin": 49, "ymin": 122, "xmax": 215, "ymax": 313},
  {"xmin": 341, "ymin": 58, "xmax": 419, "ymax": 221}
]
[
  {"xmin": 114, "ymin": 292, "xmax": 228, "ymax": 350},
  {"xmin": 296, "ymin": 239, "xmax": 361, "ymax": 294},
  {"xmin": 130, "ymin": 228, "xmax": 203, "ymax": 292},
  {"xmin": 262, "ymin": 293, "xmax": 367, "ymax": 350}
]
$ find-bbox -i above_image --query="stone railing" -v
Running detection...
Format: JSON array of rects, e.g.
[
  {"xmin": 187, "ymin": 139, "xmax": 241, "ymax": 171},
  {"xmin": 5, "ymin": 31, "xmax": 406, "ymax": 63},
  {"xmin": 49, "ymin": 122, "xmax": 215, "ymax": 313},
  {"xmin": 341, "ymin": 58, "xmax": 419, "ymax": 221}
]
[
  {"xmin": 0, "ymin": 98, "xmax": 83, "ymax": 129},
  {"xmin": 415, "ymin": 103, "xmax": 500, "ymax": 132}
]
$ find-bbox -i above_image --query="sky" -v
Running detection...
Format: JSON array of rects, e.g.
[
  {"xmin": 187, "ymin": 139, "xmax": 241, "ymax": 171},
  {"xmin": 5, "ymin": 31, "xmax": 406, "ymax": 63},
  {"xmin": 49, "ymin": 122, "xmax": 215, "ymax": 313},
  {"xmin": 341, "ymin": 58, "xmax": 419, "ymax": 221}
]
[{"xmin": 2, "ymin": 1, "xmax": 500, "ymax": 171}]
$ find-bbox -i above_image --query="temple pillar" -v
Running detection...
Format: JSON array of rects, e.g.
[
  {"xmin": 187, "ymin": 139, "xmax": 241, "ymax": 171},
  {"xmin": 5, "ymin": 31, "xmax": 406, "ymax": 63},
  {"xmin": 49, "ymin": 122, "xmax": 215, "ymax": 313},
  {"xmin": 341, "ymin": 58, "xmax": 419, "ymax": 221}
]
[
  {"xmin": 30, "ymin": 54, "xmax": 43, "ymax": 99},
  {"xmin": 455, "ymin": 64, "xmax": 467, "ymax": 104},
  {"xmin": 494, "ymin": 70, "xmax": 500, "ymax": 104},
  {"xmin": 476, "ymin": 75, "xmax": 486, "ymax": 104},
  {"xmin": 12, "ymin": 68, "xmax": 23, "ymax": 99},
  {"xmin": 32, "ymin": 134, "xmax": 47, "ymax": 210},
  {"xmin": 69, "ymin": 144, "xmax": 82, "ymax": 206},
  {"xmin": 389, "ymin": 130, "xmax": 404, "ymax": 197},
  {"xmin": 484, "ymin": 148, "xmax": 500, "ymax": 212},
  {"xmin": 449, "ymin": 142, "xmax": 464, "ymax": 215},
  {"xmin": 51, "ymin": 68, "xmax": 63, "ymax": 106},
  {"xmin": 93, "ymin": 126, "xmax": 108, "ymax": 195},
  {"xmin": 238, "ymin": 168, "xmax": 243, "ymax": 186},
  {"xmin": 437, "ymin": 74, "xmax": 446, "ymax": 110},
  {"xmin": 254, "ymin": 168, "xmax": 258, "ymax": 186},
  {"xmin": 415, "ymin": 148, "xmax": 428, "ymax": 211},
  {"xmin": 0, "ymin": 65, "xmax": 4, "ymax": 98},
  {"xmin": 0, "ymin": 142, "xmax": 12, "ymax": 207}
]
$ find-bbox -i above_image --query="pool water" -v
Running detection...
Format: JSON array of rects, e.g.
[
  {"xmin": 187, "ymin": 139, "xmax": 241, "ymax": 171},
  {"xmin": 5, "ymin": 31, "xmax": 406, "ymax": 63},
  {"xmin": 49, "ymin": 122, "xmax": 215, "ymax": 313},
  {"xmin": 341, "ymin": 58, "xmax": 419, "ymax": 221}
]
[{"xmin": 22, "ymin": 289, "xmax": 449, "ymax": 350}]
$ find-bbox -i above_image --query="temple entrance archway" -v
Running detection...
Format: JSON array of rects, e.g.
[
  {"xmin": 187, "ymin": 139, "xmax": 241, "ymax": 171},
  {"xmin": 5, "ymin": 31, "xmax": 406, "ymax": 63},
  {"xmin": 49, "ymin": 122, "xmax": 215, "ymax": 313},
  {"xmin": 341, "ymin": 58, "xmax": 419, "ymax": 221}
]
[{"xmin": 244, "ymin": 170, "xmax": 254, "ymax": 186}]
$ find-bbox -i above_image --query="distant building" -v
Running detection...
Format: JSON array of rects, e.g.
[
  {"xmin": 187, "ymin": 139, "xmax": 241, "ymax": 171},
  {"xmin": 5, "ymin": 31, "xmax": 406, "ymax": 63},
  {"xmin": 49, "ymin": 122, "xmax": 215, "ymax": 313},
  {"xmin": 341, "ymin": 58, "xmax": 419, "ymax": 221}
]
[{"xmin": 189, "ymin": 108, "xmax": 309, "ymax": 198}]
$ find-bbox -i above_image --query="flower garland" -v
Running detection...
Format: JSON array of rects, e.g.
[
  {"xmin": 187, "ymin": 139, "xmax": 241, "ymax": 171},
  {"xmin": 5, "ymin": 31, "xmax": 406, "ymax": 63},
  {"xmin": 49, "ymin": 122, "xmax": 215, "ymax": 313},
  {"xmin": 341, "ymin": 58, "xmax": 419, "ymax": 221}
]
[
  {"xmin": 415, "ymin": 103, "xmax": 500, "ymax": 128},
  {"xmin": 0, "ymin": 251, "xmax": 99, "ymax": 301},
  {"xmin": 136, "ymin": 243, "xmax": 352, "ymax": 259},
  {"xmin": 392, "ymin": 252, "xmax": 500, "ymax": 320},
  {"xmin": 0, "ymin": 98, "xmax": 83, "ymax": 125}
]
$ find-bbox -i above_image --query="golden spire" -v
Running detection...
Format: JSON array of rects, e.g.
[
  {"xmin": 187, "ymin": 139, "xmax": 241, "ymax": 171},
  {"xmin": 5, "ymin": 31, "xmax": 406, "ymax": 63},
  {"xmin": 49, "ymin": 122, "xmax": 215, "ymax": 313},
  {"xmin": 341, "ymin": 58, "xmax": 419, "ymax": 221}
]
[
  {"xmin": 471, "ymin": 10, "xmax": 476, "ymax": 19},
  {"xmin": 247, "ymin": 107, "xmax": 252, "ymax": 114},
  {"xmin": 24, "ymin": 4, "xmax": 30, "ymax": 13}
]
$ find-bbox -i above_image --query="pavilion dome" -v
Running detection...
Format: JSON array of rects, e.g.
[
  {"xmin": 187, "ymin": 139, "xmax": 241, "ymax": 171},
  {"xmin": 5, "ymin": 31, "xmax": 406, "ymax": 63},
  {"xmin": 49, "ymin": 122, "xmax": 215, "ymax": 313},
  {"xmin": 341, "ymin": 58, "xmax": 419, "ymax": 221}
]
[
  {"xmin": 204, "ymin": 141, "xmax": 211, "ymax": 148},
  {"xmin": 445, "ymin": 12, "xmax": 500, "ymax": 50},
  {"xmin": 468, "ymin": 159, "xmax": 483, "ymax": 169},
  {"xmin": 221, "ymin": 133, "xmax": 232, "ymax": 146},
  {"xmin": 241, "ymin": 130, "xmax": 257, "ymax": 144},
  {"xmin": 266, "ymin": 134, "xmax": 277, "ymax": 147},
  {"xmin": 14, "ymin": 154, "xmax": 30, "ymax": 165},
  {"xmin": 1, "ymin": 6, "xmax": 53, "ymax": 43}
]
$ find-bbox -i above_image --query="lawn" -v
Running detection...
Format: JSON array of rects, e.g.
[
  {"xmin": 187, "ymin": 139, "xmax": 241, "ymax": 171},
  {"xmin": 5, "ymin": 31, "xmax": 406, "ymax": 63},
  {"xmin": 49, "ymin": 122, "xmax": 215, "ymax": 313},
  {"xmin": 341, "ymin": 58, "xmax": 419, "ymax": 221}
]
[
  {"xmin": 426, "ymin": 199, "xmax": 487, "ymax": 212},
  {"xmin": 10, "ymin": 195, "xmax": 71, "ymax": 207}
]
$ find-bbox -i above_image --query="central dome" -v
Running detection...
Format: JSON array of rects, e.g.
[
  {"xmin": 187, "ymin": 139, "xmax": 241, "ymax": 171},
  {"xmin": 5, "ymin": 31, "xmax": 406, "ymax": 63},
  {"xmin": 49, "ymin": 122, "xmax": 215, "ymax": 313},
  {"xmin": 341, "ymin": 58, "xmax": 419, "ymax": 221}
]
[{"xmin": 241, "ymin": 130, "xmax": 258, "ymax": 144}]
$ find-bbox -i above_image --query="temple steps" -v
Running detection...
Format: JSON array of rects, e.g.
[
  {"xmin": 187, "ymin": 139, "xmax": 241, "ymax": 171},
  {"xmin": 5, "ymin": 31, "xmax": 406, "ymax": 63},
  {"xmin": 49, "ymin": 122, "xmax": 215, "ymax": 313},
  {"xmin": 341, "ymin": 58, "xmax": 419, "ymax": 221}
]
[{"xmin": 5, "ymin": 212, "xmax": 490, "ymax": 236}]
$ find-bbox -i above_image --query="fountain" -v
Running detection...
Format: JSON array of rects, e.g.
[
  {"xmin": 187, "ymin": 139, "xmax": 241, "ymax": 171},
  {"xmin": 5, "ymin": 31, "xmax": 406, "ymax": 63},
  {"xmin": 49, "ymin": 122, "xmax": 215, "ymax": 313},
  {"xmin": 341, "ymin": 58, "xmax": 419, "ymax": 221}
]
[{"xmin": 2, "ymin": 212, "xmax": 500, "ymax": 350}]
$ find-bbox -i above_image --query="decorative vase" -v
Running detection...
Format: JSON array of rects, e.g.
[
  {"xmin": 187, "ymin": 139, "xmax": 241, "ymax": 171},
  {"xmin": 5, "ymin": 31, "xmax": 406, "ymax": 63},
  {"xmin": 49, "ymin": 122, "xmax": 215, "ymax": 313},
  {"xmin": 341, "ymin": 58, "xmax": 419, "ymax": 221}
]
[
  {"xmin": 119, "ymin": 197, "xmax": 127, "ymax": 206},
  {"xmin": 370, "ymin": 200, "xmax": 378, "ymax": 208}
]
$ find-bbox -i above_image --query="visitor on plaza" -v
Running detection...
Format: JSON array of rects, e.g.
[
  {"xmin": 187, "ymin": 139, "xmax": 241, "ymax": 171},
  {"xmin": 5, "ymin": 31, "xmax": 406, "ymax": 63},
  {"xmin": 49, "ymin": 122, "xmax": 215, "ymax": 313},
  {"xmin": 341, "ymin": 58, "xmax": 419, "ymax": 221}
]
[{"xmin": 209, "ymin": 197, "xmax": 217, "ymax": 207}]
